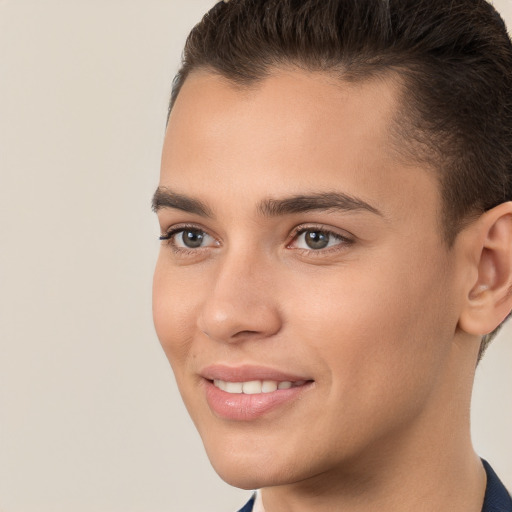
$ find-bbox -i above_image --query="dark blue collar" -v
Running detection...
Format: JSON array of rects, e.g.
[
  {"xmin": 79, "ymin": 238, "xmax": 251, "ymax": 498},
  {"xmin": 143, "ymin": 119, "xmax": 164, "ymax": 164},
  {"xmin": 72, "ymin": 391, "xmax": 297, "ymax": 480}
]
[
  {"xmin": 482, "ymin": 459, "xmax": 512, "ymax": 512},
  {"xmin": 237, "ymin": 460, "xmax": 512, "ymax": 512},
  {"xmin": 237, "ymin": 493, "xmax": 255, "ymax": 512}
]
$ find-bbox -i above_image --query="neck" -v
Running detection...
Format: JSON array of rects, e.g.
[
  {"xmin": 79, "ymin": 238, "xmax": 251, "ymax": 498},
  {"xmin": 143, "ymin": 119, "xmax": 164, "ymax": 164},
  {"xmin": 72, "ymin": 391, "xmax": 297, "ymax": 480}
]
[
  {"xmin": 261, "ymin": 438, "xmax": 485, "ymax": 512},
  {"xmin": 260, "ymin": 337, "xmax": 486, "ymax": 512}
]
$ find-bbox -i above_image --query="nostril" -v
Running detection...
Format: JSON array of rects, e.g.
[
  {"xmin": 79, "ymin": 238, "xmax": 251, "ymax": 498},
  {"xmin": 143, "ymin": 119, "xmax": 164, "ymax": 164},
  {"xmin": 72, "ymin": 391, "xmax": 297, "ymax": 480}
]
[{"xmin": 232, "ymin": 330, "xmax": 260, "ymax": 338}]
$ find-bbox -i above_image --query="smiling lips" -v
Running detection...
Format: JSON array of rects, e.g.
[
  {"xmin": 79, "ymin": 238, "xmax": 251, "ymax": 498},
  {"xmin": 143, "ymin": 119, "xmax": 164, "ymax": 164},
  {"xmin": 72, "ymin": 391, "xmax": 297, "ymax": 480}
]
[{"xmin": 202, "ymin": 366, "xmax": 313, "ymax": 420}]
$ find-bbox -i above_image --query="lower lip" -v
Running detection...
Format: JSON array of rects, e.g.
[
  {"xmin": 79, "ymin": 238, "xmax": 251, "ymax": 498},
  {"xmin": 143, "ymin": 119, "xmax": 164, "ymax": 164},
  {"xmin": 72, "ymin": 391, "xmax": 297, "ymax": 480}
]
[{"xmin": 204, "ymin": 380, "xmax": 313, "ymax": 421}]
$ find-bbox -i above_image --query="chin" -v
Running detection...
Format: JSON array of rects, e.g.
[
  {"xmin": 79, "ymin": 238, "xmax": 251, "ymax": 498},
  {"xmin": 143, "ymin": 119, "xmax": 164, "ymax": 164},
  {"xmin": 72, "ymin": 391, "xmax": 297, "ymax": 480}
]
[
  {"xmin": 209, "ymin": 457, "xmax": 297, "ymax": 490},
  {"xmin": 202, "ymin": 436, "xmax": 299, "ymax": 489},
  {"xmin": 213, "ymin": 467, "xmax": 266, "ymax": 490}
]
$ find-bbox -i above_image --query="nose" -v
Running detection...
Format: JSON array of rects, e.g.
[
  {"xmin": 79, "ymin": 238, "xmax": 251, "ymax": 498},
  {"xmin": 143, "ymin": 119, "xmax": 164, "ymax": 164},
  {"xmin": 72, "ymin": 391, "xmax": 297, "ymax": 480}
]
[{"xmin": 197, "ymin": 252, "xmax": 282, "ymax": 343}]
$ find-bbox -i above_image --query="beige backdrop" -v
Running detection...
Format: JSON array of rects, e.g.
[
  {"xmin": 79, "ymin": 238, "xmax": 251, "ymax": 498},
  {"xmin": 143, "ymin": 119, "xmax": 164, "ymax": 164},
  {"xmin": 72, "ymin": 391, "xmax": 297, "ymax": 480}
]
[{"xmin": 0, "ymin": 1, "xmax": 511, "ymax": 511}]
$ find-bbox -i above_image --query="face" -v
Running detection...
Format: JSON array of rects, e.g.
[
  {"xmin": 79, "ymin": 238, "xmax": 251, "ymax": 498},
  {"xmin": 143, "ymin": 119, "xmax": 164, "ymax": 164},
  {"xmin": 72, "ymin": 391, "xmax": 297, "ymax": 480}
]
[{"xmin": 153, "ymin": 69, "xmax": 466, "ymax": 490}]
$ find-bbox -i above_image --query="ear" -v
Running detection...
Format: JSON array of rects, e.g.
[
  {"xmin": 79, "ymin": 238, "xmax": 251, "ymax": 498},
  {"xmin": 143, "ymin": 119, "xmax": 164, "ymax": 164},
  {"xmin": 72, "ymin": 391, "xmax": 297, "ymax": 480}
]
[{"xmin": 458, "ymin": 202, "xmax": 512, "ymax": 336}]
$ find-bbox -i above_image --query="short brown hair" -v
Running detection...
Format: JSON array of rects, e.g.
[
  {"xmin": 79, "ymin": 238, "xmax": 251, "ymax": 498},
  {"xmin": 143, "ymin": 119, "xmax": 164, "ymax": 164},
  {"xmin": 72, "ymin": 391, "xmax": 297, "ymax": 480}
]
[{"xmin": 169, "ymin": 0, "xmax": 512, "ymax": 357}]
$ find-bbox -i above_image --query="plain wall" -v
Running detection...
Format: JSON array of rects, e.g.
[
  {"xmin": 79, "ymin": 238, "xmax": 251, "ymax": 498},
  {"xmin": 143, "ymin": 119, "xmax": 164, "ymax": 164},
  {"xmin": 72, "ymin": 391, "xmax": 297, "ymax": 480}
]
[{"xmin": 0, "ymin": 1, "xmax": 510, "ymax": 511}]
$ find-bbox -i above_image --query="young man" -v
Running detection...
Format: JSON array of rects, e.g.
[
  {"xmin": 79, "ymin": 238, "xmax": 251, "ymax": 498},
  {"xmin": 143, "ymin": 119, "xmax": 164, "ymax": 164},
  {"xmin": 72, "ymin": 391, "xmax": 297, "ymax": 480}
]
[{"xmin": 152, "ymin": 0, "xmax": 512, "ymax": 510}]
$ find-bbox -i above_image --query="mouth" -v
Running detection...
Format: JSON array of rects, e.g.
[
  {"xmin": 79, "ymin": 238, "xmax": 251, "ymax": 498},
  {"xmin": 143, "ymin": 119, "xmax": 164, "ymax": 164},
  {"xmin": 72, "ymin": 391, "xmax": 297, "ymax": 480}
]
[
  {"xmin": 211, "ymin": 379, "xmax": 309, "ymax": 394},
  {"xmin": 200, "ymin": 366, "xmax": 314, "ymax": 421}
]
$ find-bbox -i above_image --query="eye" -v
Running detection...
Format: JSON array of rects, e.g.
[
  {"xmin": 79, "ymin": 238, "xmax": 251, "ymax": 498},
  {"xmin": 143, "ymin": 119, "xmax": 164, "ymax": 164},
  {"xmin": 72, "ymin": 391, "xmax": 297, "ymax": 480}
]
[
  {"xmin": 290, "ymin": 227, "xmax": 351, "ymax": 251},
  {"xmin": 160, "ymin": 227, "xmax": 217, "ymax": 250}
]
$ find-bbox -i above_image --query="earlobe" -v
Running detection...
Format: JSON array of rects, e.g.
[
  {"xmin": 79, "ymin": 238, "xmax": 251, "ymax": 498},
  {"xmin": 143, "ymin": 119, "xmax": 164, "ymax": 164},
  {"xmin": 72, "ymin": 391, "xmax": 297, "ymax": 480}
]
[{"xmin": 458, "ymin": 202, "xmax": 512, "ymax": 336}]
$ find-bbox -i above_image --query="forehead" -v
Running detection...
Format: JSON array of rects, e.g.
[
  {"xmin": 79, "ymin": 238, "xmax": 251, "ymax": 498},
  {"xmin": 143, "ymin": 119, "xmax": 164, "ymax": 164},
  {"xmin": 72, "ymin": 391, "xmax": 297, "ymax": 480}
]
[
  {"xmin": 162, "ymin": 69, "xmax": 441, "ymax": 225},
  {"xmin": 167, "ymin": 69, "xmax": 400, "ymax": 166}
]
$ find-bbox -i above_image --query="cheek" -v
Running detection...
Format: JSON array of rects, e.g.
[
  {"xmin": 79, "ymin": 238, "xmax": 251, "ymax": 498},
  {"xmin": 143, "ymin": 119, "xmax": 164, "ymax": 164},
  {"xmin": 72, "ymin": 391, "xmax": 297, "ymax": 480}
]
[
  {"xmin": 152, "ymin": 256, "xmax": 199, "ymax": 369},
  {"xmin": 286, "ymin": 253, "xmax": 455, "ymax": 408}
]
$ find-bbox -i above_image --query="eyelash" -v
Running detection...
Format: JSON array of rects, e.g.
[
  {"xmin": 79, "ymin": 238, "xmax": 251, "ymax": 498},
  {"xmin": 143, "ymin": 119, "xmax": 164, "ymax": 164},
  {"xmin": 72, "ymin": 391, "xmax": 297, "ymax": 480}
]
[
  {"xmin": 159, "ymin": 224, "xmax": 354, "ymax": 255},
  {"xmin": 159, "ymin": 224, "xmax": 214, "ymax": 255}
]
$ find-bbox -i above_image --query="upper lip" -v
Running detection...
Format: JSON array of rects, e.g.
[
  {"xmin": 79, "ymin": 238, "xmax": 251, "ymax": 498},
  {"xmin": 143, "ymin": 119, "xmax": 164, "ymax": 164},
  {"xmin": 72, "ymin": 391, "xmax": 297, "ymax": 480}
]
[{"xmin": 200, "ymin": 364, "xmax": 312, "ymax": 383}]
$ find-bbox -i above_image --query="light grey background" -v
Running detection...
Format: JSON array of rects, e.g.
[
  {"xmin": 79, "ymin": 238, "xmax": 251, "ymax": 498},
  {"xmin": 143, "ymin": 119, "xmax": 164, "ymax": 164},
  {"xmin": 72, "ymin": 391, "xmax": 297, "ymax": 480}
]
[{"xmin": 0, "ymin": 1, "xmax": 510, "ymax": 511}]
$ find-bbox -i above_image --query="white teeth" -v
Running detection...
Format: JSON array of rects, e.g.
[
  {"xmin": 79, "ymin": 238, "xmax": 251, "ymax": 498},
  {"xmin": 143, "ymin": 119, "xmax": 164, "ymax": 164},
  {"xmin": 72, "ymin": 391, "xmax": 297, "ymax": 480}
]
[
  {"xmin": 213, "ymin": 379, "xmax": 226, "ymax": 391},
  {"xmin": 224, "ymin": 381, "xmax": 243, "ymax": 393},
  {"xmin": 242, "ymin": 380, "xmax": 262, "ymax": 394},
  {"xmin": 261, "ymin": 380, "xmax": 278, "ymax": 393},
  {"xmin": 213, "ymin": 379, "xmax": 305, "ymax": 394}
]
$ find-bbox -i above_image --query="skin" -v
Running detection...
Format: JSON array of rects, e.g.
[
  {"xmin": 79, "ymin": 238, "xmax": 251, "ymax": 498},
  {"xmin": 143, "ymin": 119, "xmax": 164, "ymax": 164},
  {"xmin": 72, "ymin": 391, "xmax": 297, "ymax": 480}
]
[{"xmin": 153, "ymin": 69, "xmax": 512, "ymax": 511}]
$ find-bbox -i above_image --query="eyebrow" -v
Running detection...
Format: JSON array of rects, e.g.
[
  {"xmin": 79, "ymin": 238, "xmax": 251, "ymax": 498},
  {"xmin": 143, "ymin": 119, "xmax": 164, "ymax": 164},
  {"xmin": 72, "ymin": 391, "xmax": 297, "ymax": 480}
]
[
  {"xmin": 152, "ymin": 187, "xmax": 213, "ymax": 217},
  {"xmin": 152, "ymin": 187, "xmax": 382, "ymax": 218},
  {"xmin": 258, "ymin": 192, "xmax": 382, "ymax": 217}
]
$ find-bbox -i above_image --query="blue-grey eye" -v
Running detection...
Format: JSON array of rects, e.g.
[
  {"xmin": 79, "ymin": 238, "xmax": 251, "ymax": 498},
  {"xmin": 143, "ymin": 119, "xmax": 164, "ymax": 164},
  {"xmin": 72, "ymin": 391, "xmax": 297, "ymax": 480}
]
[
  {"xmin": 160, "ymin": 227, "xmax": 218, "ymax": 250},
  {"xmin": 303, "ymin": 231, "xmax": 330, "ymax": 249},
  {"xmin": 179, "ymin": 229, "xmax": 206, "ymax": 248},
  {"xmin": 293, "ymin": 229, "xmax": 346, "ymax": 250},
  {"xmin": 169, "ymin": 228, "xmax": 216, "ymax": 249}
]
